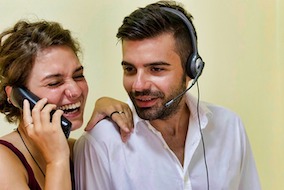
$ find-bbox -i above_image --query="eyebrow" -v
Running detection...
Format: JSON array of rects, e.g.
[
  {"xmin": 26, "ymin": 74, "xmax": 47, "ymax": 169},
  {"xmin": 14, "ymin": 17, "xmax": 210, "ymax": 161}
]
[
  {"xmin": 121, "ymin": 61, "xmax": 170, "ymax": 67},
  {"xmin": 75, "ymin": 66, "xmax": 84, "ymax": 72},
  {"xmin": 43, "ymin": 66, "xmax": 84, "ymax": 80}
]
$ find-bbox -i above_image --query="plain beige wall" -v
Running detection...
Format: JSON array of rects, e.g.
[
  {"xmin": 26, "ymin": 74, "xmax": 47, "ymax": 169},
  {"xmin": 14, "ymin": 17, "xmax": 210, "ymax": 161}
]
[{"xmin": 0, "ymin": 0, "xmax": 283, "ymax": 189}]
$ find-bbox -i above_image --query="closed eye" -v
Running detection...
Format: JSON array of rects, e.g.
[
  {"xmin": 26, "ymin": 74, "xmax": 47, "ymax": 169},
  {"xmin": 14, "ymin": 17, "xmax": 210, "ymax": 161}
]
[
  {"xmin": 73, "ymin": 74, "xmax": 85, "ymax": 80},
  {"xmin": 47, "ymin": 80, "xmax": 63, "ymax": 87}
]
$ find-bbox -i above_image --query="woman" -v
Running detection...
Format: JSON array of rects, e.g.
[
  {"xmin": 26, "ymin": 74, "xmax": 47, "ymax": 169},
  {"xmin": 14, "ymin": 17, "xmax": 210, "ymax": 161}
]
[{"xmin": 0, "ymin": 20, "xmax": 132, "ymax": 189}]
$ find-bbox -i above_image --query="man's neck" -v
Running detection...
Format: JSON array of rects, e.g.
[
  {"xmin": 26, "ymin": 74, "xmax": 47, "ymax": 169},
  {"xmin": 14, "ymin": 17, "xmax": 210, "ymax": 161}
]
[{"xmin": 149, "ymin": 103, "xmax": 190, "ymax": 165}]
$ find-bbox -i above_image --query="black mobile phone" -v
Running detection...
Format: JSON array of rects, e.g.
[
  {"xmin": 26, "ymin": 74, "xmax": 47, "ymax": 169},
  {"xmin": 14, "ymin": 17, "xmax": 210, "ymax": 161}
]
[{"xmin": 10, "ymin": 87, "xmax": 72, "ymax": 138}]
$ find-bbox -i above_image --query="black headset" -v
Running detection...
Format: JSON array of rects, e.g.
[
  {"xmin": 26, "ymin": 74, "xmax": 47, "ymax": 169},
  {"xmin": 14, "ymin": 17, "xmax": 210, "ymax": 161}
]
[
  {"xmin": 161, "ymin": 7, "xmax": 205, "ymax": 80},
  {"xmin": 161, "ymin": 8, "xmax": 209, "ymax": 190}
]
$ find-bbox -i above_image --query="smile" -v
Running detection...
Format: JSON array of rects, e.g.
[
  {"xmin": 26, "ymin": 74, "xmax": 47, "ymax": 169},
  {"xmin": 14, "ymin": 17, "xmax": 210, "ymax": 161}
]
[
  {"xmin": 136, "ymin": 97, "xmax": 154, "ymax": 101},
  {"xmin": 57, "ymin": 102, "xmax": 81, "ymax": 113}
]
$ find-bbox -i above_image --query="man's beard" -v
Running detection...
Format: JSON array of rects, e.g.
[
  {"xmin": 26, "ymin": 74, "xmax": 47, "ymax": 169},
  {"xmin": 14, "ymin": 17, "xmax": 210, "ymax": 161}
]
[{"xmin": 129, "ymin": 77, "xmax": 187, "ymax": 121}]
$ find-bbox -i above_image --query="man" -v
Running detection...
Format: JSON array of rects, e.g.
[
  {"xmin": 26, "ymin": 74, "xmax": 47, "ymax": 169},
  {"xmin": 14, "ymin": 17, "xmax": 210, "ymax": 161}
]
[{"xmin": 74, "ymin": 1, "xmax": 261, "ymax": 189}]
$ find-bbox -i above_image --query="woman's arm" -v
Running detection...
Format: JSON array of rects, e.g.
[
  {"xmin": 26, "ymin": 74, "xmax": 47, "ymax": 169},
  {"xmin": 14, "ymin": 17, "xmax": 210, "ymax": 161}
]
[{"xmin": 23, "ymin": 99, "xmax": 71, "ymax": 190}]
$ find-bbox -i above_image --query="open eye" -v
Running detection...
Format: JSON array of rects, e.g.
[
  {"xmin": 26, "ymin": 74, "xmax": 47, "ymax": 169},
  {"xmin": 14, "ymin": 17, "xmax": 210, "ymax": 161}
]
[
  {"xmin": 122, "ymin": 65, "xmax": 136, "ymax": 75},
  {"xmin": 151, "ymin": 66, "xmax": 165, "ymax": 72}
]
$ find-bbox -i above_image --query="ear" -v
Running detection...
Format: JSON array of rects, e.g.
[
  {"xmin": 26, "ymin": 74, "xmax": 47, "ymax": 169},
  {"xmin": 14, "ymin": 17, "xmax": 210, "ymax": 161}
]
[
  {"xmin": 5, "ymin": 86, "xmax": 12, "ymax": 99},
  {"xmin": 185, "ymin": 75, "xmax": 191, "ymax": 85},
  {"xmin": 5, "ymin": 86, "xmax": 13, "ymax": 104}
]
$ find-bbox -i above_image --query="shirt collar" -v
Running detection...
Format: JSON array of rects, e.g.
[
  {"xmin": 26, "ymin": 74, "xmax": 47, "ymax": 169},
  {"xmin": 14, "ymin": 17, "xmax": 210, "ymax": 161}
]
[{"xmin": 185, "ymin": 93, "xmax": 212, "ymax": 129}]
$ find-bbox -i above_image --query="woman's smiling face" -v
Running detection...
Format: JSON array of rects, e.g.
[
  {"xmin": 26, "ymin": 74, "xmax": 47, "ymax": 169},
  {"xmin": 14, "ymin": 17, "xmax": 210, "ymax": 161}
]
[{"xmin": 26, "ymin": 45, "xmax": 89, "ymax": 130}]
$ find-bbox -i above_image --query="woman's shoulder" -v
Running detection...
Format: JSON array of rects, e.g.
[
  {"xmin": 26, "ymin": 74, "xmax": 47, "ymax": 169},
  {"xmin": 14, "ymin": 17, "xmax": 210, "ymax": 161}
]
[{"xmin": 0, "ymin": 138, "xmax": 30, "ymax": 188}]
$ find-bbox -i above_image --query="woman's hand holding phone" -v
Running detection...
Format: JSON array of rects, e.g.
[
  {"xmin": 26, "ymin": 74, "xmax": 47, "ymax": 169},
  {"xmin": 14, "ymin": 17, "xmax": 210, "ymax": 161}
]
[{"xmin": 22, "ymin": 98, "xmax": 70, "ymax": 164}]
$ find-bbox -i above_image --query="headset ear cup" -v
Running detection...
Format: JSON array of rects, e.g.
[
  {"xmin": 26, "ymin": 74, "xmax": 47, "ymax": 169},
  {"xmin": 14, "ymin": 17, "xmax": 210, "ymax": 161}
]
[
  {"xmin": 186, "ymin": 55, "xmax": 204, "ymax": 79},
  {"xmin": 161, "ymin": 7, "xmax": 204, "ymax": 80},
  {"xmin": 186, "ymin": 56, "xmax": 197, "ymax": 79}
]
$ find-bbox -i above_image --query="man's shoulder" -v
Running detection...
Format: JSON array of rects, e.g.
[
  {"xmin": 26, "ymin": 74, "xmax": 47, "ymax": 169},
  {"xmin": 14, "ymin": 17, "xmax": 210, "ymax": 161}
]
[
  {"xmin": 203, "ymin": 101, "xmax": 241, "ymax": 119},
  {"xmin": 81, "ymin": 118, "xmax": 122, "ymax": 143},
  {"xmin": 74, "ymin": 118, "xmax": 123, "ymax": 158},
  {"xmin": 201, "ymin": 101, "xmax": 246, "ymax": 132}
]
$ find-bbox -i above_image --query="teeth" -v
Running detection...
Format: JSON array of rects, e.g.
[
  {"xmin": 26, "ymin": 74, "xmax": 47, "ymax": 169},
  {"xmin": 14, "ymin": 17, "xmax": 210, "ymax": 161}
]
[
  {"xmin": 58, "ymin": 102, "xmax": 81, "ymax": 111},
  {"xmin": 138, "ymin": 98, "xmax": 152, "ymax": 101}
]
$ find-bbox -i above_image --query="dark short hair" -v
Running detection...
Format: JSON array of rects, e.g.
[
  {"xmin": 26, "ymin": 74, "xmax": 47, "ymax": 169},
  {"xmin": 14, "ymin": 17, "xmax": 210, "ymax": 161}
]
[
  {"xmin": 0, "ymin": 20, "xmax": 81, "ymax": 123},
  {"xmin": 116, "ymin": 0, "xmax": 197, "ymax": 70}
]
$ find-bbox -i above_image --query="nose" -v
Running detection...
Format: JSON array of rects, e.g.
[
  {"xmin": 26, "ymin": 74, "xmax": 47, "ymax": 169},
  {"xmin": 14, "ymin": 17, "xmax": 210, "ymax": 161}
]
[
  {"xmin": 65, "ymin": 81, "xmax": 81, "ymax": 99},
  {"xmin": 132, "ymin": 72, "xmax": 150, "ymax": 91}
]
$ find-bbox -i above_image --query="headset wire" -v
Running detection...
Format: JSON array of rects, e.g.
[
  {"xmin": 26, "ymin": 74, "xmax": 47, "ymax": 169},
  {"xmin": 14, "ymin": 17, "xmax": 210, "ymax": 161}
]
[{"xmin": 196, "ymin": 81, "xmax": 209, "ymax": 190}]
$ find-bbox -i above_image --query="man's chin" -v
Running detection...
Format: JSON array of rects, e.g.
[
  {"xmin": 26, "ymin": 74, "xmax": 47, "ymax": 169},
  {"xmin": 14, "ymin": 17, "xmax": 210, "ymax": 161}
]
[{"xmin": 136, "ymin": 109, "xmax": 160, "ymax": 120}]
